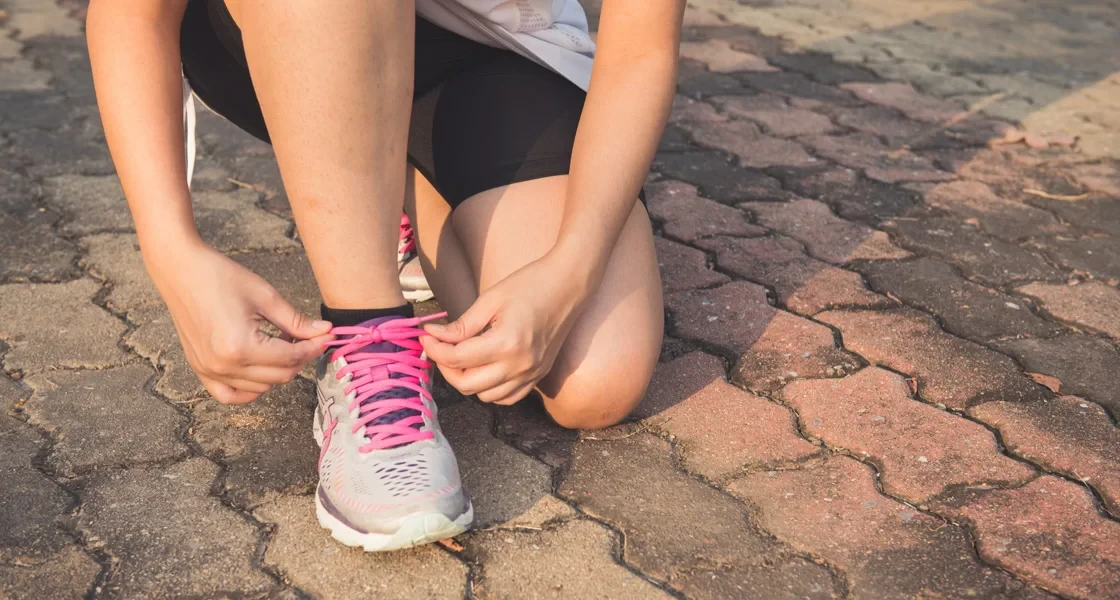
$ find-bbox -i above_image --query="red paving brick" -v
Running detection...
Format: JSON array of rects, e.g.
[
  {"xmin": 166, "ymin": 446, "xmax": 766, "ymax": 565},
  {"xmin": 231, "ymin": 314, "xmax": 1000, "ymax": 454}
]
[
  {"xmin": 782, "ymin": 367, "xmax": 1034, "ymax": 504},
  {"xmin": 818, "ymin": 308, "xmax": 1044, "ymax": 409},
  {"xmin": 732, "ymin": 456, "xmax": 1043, "ymax": 599},
  {"xmin": 839, "ymin": 81, "xmax": 962, "ymax": 123},
  {"xmin": 646, "ymin": 180, "xmax": 764, "ymax": 242},
  {"xmin": 636, "ymin": 352, "xmax": 819, "ymax": 480},
  {"xmin": 654, "ymin": 237, "xmax": 729, "ymax": 293},
  {"xmin": 1017, "ymin": 281, "xmax": 1120, "ymax": 341},
  {"xmin": 695, "ymin": 235, "xmax": 889, "ymax": 315},
  {"xmin": 744, "ymin": 198, "xmax": 911, "ymax": 264},
  {"xmin": 925, "ymin": 181, "xmax": 1067, "ymax": 241},
  {"xmin": 667, "ymin": 282, "xmax": 859, "ymax": 392},
  {"xmin": 687, "ymin": 119, "xmax": 819, "ymax": 169},
  {"xmin": 970, "ymin": 396, "xmax": 1120, "ymax": 517},
  {"xmin": 934, "ymin": 476, "xmax": 1120, "ymax": 600}
]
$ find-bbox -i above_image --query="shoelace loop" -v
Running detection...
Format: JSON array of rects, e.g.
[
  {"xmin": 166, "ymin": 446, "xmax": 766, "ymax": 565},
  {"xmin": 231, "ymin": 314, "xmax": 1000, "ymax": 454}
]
[
  {"xmin": 323, "ymin": 313, "xmax": 446, "ymax": 452},
  {"xmin": 399, "ymin": 214, "xmax": 416, "ymax": 256}
]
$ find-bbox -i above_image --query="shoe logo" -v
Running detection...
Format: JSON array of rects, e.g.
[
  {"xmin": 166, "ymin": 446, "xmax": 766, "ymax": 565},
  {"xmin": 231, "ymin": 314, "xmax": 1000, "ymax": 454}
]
[{"xmin": 317, "ymin": 388, "xmax": 339, "ymax": 468}]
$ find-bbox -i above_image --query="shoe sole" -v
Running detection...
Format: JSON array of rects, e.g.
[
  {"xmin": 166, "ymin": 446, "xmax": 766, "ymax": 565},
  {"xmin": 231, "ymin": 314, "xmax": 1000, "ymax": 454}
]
[
  {"xmin": 315, "ymin": 490, "xmax": 473, "ymax": 552},
  {"xmin": 402, "ymin": 287, "xmax": 434, "ymax": 303},
  {"xmin": 312, "ymin": 409, "xmax": 471, "ymax": 552}
]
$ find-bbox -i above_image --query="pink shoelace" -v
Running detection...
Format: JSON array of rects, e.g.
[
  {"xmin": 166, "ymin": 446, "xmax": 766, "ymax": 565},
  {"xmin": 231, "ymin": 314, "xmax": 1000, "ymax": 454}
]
[
  {"xmin": 399, "ymin": 214, "xmax": 416, "ymax": 256},
  {"xmin": 323, "ymin": 313, "xmax": 446, "ymax": 452}
]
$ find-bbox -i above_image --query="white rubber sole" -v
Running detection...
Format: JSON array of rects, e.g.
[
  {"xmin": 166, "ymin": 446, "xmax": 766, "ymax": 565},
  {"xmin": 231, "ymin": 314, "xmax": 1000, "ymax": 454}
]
[
  {"xmin": 311, "ymin": 404, "xmax": 471, "ymax": 552},
  {"xmin": 315, "ymin": 491, "xmax": 473, "ymax": 552},
  {"xmin": 402, "ymin": 287, "xmax": 435, "ymax": 303}
]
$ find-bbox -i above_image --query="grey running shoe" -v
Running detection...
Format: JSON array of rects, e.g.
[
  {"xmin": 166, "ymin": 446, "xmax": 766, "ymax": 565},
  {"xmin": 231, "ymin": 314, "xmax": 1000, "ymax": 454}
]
[
  {"xmin": 314, "ymin": 314, "xmax": 471, "ymax": 551},
  {"xmin": 398, "ymin": 215, "xmax": 434, "ymax": 302}
]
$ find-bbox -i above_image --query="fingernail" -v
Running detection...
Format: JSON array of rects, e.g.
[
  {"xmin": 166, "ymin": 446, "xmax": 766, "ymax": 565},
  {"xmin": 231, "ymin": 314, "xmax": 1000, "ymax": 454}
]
[{"xmin": 313, "ymin": 320, "xmax": 331, "ymax": 330}]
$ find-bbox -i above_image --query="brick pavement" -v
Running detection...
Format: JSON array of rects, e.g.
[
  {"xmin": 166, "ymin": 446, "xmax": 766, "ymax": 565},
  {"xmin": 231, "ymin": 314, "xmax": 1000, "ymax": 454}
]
[{"xmin": 2, "ymin": 0, "xmax": 1119, "ymax": 598}]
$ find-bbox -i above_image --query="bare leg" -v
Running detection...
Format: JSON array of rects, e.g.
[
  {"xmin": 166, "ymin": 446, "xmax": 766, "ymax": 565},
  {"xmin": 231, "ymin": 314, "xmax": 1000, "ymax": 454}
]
[
  {"xmin": 225, "ymin": 0, "xmax": 414, "ymax": 309},
  {"xmin": 412, "ymin": 174, "xmax": 664, "ymax": 429}
]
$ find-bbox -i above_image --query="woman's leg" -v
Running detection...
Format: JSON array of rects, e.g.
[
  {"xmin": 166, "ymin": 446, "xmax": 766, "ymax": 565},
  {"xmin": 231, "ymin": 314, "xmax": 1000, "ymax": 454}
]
[
  {"xmin": 411, "ymin": 174, "xmax": 664, "ymax": 430},
  {"xmin": 222, "ymin": 0, "xmax": 414, "ymax": 309}
]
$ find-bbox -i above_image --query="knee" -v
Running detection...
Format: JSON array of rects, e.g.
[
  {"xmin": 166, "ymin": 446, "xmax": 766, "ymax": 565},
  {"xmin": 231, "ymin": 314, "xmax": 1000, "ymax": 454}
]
[{"xmin": 542, "ymin": 368, "xmax": 652, "ymax": 431}]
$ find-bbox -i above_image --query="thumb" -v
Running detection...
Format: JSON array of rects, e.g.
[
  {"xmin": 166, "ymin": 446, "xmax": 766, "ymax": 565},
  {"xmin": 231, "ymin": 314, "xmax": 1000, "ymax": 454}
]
[
  {"xmin": 425, "ymin": 294, "xmax": 498, "ymax": 344},
  {"xmin": 257, "ymin": 288, "xmax": 332, "ymax": 340}
]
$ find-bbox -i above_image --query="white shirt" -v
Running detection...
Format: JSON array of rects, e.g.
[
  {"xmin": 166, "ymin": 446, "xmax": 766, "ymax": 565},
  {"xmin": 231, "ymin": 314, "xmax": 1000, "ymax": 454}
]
[{"xmin": 416, "ymin": 0, "xmax": 596, "ymax": 90}]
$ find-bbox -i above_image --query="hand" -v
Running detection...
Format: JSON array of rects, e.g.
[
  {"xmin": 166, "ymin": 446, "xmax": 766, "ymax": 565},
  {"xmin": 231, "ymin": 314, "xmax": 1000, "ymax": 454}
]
[
  {"xmin": 145, "ymin": 238, "xmax": 333, "ymax": 404},
  {"xmin": 420, "ymin": 253, "xmax": 591, "ymax": 405}
]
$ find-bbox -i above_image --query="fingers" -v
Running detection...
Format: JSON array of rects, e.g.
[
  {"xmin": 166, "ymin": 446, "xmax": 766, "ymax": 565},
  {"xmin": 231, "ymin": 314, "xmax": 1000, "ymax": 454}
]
[
  {"xmin": 473, "ymin": 378, "xmax": 535, "ymax": 405},
  {"xmin": 242, "ymin": 335, "xmax": 326, "ymax": 368},
  {"xmin": 201, "ymin": 376, "xmax": 265, "ymax": 405},
  {"xmin": 256, "ymin": 287, "xmax": 333, "ymax": 340},
  {"xmin": 421, "ymin": 332, "xmax": 505, "ymax": 370},
  {"xmin": 423, "ymin": 293, "xmax": 498, "ymax": 344},
  {"xmin": 438, "ymin": 362, "xmax": 508, "ymax": 397}
]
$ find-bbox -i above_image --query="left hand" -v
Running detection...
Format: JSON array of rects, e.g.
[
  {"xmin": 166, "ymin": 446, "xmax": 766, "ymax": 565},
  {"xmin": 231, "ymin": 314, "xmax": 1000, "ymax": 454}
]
[{"xmin": 420, "ymin": 253, "xmax": 591, "ymax": 405}]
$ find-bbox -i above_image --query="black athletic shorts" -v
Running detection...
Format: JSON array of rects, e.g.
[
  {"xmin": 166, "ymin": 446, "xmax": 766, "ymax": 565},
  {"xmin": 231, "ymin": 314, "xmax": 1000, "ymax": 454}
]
[{"xmin": 180, "ymin": 0, "xmax": 587, "ymax": 208}]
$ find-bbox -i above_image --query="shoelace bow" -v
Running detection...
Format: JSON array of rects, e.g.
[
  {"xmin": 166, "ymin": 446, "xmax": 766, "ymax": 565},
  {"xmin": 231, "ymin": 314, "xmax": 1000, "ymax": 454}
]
[
  {"xmin": 323, "ymin": 313, "xmax": 446, "ymax": 452},
  {"xmin": 398, "ymin": 214, "xmax": 416, "ymax": 256}
]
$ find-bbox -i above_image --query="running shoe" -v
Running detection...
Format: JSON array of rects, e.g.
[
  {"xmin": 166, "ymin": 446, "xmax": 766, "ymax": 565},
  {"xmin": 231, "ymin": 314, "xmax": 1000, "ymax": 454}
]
[
  {"xmin": 398, "ymin": 214, "xmax": 434, "ymax": 302},
  {"xmin": 314, "ymin": 314, "xmax": 472, "ymax": 551}
]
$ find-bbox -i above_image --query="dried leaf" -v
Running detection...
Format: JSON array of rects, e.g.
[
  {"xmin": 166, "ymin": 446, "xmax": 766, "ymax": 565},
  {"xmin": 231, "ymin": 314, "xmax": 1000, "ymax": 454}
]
[
  {"xmin": 886, "ymin": 292, "xmax": 903, "ymax": 304},
  {"xmin": 1026, "ymin": 372, "xmax": 1061, "ymax": 393},
  {"xmin": 906, "ymin": 377, "xmax": 919, "ymax": 395},
  {"xmin": 1023, "ymin": 188, "xmax": 1088, "ymax": 201},
  {"xmin": 437, "ymin": 538, "xmax": 464, "ymax": 552}
]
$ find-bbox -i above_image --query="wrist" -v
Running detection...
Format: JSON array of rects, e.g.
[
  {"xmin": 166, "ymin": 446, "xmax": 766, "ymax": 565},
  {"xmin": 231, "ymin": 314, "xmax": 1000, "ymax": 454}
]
[
  {"xmin": 138, "ymin": 224, "xmax": 207, "ymax": 268},
  {"xmin": 545, "ymin": 236, "xmax": 608, "ymax": 301}
]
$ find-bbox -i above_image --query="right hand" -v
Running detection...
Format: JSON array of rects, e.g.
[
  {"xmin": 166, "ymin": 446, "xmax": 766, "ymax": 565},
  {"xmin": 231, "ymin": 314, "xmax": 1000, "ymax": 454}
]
[{"xmin": 145, "ymin": 238, "xmax": 333, "ymax": 404}]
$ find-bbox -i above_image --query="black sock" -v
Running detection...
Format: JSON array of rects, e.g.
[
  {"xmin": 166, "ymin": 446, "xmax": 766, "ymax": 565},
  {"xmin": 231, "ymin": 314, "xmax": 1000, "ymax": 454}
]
[{"xmin": 320, "ymin": 303, "xmax": 414, "ymax": 328}]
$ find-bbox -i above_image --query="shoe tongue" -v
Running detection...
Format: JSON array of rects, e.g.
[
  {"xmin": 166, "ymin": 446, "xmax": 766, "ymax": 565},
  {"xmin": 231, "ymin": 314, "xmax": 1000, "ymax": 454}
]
[
  {"xmin": 351, "ymin": 315, "xmax": 410, "ymax": 354},
  {"xmin": 345, "ymin": 315, "xmax": 422, "ymax": 431}
]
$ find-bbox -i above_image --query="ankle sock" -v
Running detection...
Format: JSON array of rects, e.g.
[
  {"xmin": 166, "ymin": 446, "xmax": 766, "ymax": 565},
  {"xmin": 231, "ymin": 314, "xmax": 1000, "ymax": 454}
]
[{"xmin": 320, "ymin": 303, "xmax": 414, "ymax": 328}]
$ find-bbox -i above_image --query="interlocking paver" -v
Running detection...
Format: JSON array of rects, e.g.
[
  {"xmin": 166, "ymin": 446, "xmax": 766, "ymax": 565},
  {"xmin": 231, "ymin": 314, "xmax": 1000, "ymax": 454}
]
[
  {"xmin": 78, "ymin": 457, "xmax": 272, "ymax": 597},
  {"xmin": 123, "ymin": 307, "xmax": 206, "ymax": 402},
  {"xmin": 0, "ymin": 208, "xmax": 78, "ymax": 282},
  {"xmin": 1025, "ymin": 192, "xmax": 1120, "ymax": 239},
  {"xmin": 0, "ymin": 414, "xmax": 72, "ymax": 558},
  {"xmin": 256, "ymin": 495, "xmax": 468, "ymax": 599},
  {"xmin": 818, "ymin": 308, "xmax": 1044, "ymax": 409},
  {"xmin": 970, "ymin": 396, "xmax": 1120, "ymax": 516},
  {"xmin": 1030, "ymin": 235, "xmax": 1120, "ymax": 282},
  {"xmin": 731, "ymin": 456, "xmax": 1043, "ymax": 600},
  {"xmin": 558, "ymin": 433, "xmax": 839, "ymax": 599},
  {"xmin": 713, "ymin": 95, "xmax": 836, "ymax": 137},
  {"xmin": 884, "ymin": 214, "xmax": 1066, "ymax": 286},
  {"xmin": 0, "ymin": 546, "xmax": 99, "ymax": 600},
  {"xmin": 80, "ymin": 234, "xmax": 159, "ymax": 314},
  {"xmin": 839, "ymin": 82, "xmax": 961, "ymax": 123},
  {"xmin": 191, "ymin": 379, "xmax": 318, "ymax": 508},
  {"xmin": 636, "ymin": 352, "xmax": 818, "ymax": 479},
  {"xmin": 467, "ymin": 520, "xmax": 673, "ymax": 600},
  {"xmin": 666, "ymin": 281, "xmax": 859, "ymax": 392},
  {"xmin": 801, "ymin": 132, "xmax": 955, "ymax": 184},
  {"xmin": 0, "ymin": 279, "xmax": 129, "ymax": 372},
  {"xmin": 775, "ymin": 166, "xmax": 922, "ymax": 225},
  {"xmin": 739, "ymin": 71, "xmax": 860, "ymax": 106},
  {"xmin": 1018, "ymin": 281, "xmax": 1120, "ymax": 341},
  {"xmin": 925, "ymin": 181, "xmax": 1067, "ymax": 241},
  {"xmin": 676, "ymin": 59, "xmax": 748, "ymax": 98},
  {"xmin": 679, "ymin": 38, "xmax": 775, "ymax": 73},
  {"xmin": 688, "ymin": 119, "xmax": 819, "ymax": 169},
  {"xmin": 744, "ymin": 198, "xmax": 911, "ymax": 264},
  {"xmin": 696, "ymin": 235, "xmax": 888, "ymax": 315},
  {"xmin": 41, "ymin": 175, "xmax": 131, "ymax": 236},
  {"xmin": 994, "ymin": 335, "xmax": 1120, "ymax": 418},
  {"xmin": 784, "ymin": 368, "xmax": 1034, "ymax": 504},
  {"xmin": 23, "ymin": 365, "xmax": 188, "ymax": 477},
  {"xmin": 934, "ymin": 476, "xmax": 1120, "ymax": 600},
  {"xmin": 441, "ymin": 401, "xmax": 553, "ymax": 529},
  {"xmin": 817, "ymin": 104, "xmax": 927, "ymax": 146},
  {"xmin": 859, "ymin": 257, "xmax": 1065, "ymax": 341},
  {"xmin": 192, "ymin": 189, "xmax": 298, "ymax": 252},
  {"xmin": 654, "ymin": 237, "xmax": 730, "ymax": 293},
  {"xmin": 646, "ymin": 179, "xmax": 764, "ymax": 242},
  {"xmin": 653, "ymin": 150, "xmax": 791, "ymax": 203}
]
